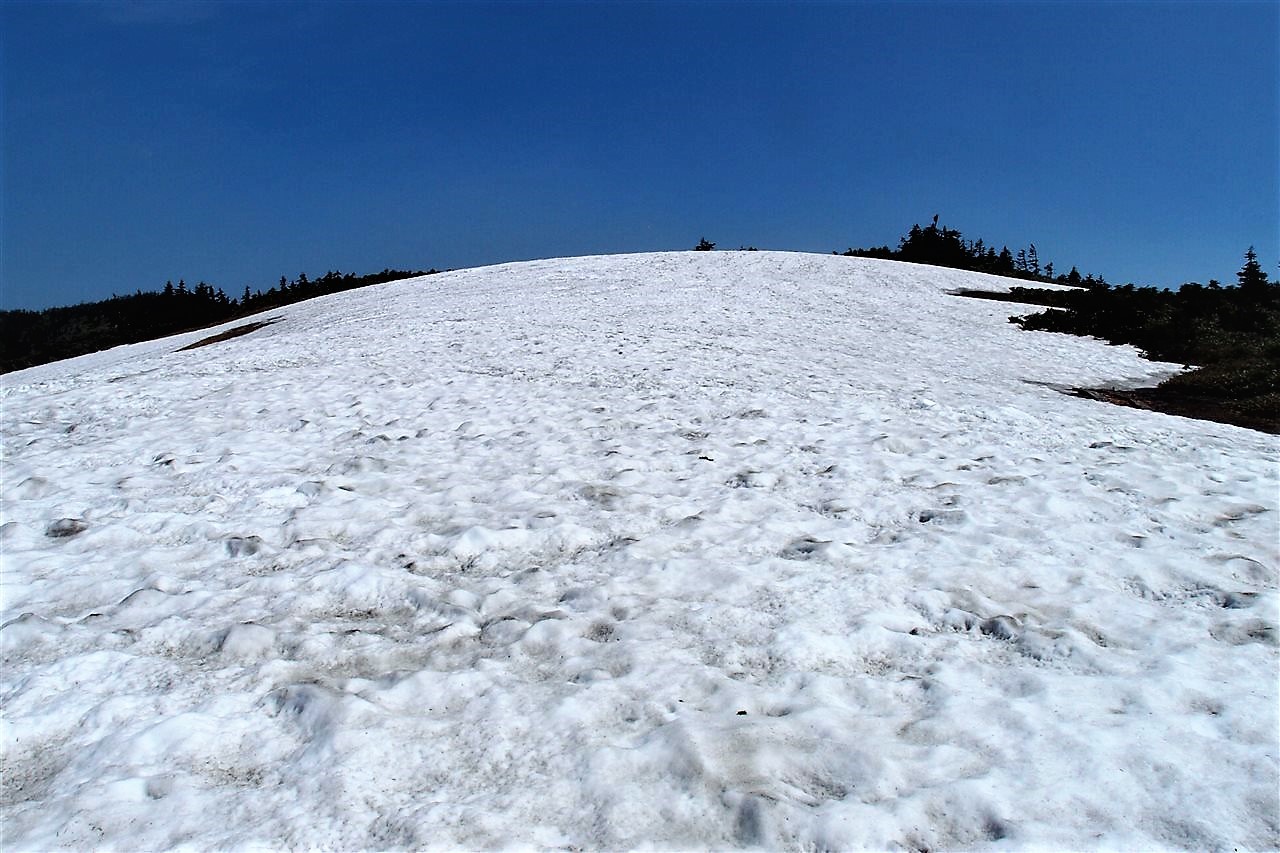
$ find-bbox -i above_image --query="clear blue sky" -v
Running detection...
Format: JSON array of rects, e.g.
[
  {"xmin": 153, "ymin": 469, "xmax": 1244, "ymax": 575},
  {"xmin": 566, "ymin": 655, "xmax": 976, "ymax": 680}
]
[{"xmin": 2, "ymin": 1, "xmax": 1276, "ymax": 309}]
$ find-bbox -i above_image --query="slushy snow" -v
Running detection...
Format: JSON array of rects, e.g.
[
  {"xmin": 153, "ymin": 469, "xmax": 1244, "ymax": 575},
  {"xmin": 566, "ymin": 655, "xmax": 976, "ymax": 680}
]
[{"xmin": 2, "ymin": 251, "xmax": 1277, "ymax": 850}]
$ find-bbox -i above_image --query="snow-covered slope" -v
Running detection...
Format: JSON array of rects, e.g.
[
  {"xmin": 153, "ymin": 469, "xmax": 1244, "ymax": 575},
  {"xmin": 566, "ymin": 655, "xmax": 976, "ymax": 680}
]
[{"xmin": 3, "ymin": 251, "xmax": 1276, "ymax": 850}]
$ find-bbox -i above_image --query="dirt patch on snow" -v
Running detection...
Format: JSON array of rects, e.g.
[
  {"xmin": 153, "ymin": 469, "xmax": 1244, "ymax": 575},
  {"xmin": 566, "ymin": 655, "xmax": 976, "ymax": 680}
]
[
  {"xmin": 177, "ymin": 319, "xmax": 280, "ymax": 352},
  {"xmin": 1071, "ymin": 386, "xmax": 1279, "ymax": 435}
]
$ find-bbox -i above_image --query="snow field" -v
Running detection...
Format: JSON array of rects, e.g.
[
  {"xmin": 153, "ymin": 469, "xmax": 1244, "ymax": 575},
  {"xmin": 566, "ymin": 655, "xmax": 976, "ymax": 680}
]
[{"xmin": 2, "ymin": 251, "xmax": 1277, "ymax": 850}]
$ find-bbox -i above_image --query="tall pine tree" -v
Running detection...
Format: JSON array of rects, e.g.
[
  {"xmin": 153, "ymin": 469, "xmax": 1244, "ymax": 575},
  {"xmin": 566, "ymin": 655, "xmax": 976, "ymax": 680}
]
[{"xmin": 1237, "ymin": 246, "xmax": 1272, "ymax": 295}]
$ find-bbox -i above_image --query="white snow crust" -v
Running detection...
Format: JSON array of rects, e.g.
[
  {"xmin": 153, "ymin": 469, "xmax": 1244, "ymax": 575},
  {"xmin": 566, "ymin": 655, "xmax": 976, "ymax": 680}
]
[{"xmin": 2, "ymin": 251, "xmax": 1277, "ymax": 850}]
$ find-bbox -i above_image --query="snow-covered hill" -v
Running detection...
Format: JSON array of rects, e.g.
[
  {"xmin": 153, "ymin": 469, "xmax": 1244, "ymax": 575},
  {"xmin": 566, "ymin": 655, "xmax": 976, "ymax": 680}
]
[{"xmin": 3, "ymin": 251, "xmax": 1276, "ymax": 850}]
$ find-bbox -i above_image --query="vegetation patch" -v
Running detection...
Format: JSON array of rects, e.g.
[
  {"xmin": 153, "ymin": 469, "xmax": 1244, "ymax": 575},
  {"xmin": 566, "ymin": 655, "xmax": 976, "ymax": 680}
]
[{"xmin": 1005, "ymin": 250, "xmax": 1278, "ymax": 434}]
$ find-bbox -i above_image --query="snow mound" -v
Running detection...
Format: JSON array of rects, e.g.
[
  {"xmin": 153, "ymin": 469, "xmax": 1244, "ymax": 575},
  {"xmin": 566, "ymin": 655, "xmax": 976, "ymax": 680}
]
[{"xmin": 3, "ymin": 251, "xmax": 1277, "ymax": 850}]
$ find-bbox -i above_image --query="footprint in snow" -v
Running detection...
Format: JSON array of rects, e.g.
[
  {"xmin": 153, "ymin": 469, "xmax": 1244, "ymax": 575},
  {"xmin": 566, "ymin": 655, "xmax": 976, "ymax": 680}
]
[
  {"xmin": 1215, "ymin": 505, "xmax": 1269, "ymax": 525},
  {"xmin": 978, "ymin": 615, "xmax": 1022, "ymax": 642},
  {"xmin": 45, "ymin": 518, "xmax": 87, "ymax": 538},
  {"xmin": 917, "ymin": 508, "xmax": 967, "ymax": 525},
  {"xmin": 1209, "ymin": 619, "xmax": 1277, "ymax": 646},
  {"xmin": 585, "ymin": 621, "xmax": 617, "ymax": 643},
  {"xmin": 779, "ymin": 537, "xmax": 830, "ymax": 561},
  {"xmin": 480, "ymin": 619, "xmax": 530, "ymax": 646},
  {"xmin": 225, "ymin": 535, "xmax": 264, "ymax": 557},
  {"xmin": 13, "ymin": 477, "xmax": 56, "ymax": 499}
]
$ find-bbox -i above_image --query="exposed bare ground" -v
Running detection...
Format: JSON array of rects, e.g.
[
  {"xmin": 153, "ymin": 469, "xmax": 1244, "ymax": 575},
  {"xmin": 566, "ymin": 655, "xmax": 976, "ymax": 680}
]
[
  {"xmin": 1071, "ymin": 386, "xmax": 1279, "ymax": 435},
  {"xmin": 177, "ymin": 319, "xmax": 279, "ymax": 351}
]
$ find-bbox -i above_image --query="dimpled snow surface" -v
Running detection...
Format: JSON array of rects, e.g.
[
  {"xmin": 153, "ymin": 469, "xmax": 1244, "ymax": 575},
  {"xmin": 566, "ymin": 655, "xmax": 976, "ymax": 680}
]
[{"xmin": 2, "ymin": 252, "xmax": 1277, "ymax": 850}]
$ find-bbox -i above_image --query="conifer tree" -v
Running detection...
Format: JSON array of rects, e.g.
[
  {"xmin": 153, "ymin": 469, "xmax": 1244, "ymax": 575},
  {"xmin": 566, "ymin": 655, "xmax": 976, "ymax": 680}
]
[
  {"xmin": 998, "ymin": 247, "xmax": 1014, "ymax": 273},
  {"xmin": 1237, "ymin": 246, "xmax": 1272, "ymax": 295}
]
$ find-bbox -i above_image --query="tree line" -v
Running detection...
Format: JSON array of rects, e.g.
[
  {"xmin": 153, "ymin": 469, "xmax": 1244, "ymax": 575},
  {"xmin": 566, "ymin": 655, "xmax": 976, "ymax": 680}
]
[
  {"xmin": 836, "ymin": 214, "xmax": 1109, "ymax": 288},
  {"xmin": 1, "ymin": 267, "xmax": 435, "ymax": 374}
]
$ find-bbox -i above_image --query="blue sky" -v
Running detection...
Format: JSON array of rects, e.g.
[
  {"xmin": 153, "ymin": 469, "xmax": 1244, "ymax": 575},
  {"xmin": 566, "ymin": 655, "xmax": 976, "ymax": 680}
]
[{"xmin": 2, "ymin": 0, "xmax": 1276, "ymax": 309}]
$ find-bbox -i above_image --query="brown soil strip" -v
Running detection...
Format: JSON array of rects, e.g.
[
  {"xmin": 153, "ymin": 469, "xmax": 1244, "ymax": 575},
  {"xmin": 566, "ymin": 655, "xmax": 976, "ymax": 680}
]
[
  {"xmin": 177, "ymin": 319, "xmax": 279, "ymax": 351},
  {"xmin": 1071, "ymin": 387, "xmax": 1278, "ymax": 435}
]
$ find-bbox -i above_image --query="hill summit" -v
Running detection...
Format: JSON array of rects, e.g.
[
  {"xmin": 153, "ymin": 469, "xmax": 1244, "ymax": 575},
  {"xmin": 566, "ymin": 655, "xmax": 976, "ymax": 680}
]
[{"xmin": 3, "ymin": 251, "xmax": 1276, "ymax": 849}]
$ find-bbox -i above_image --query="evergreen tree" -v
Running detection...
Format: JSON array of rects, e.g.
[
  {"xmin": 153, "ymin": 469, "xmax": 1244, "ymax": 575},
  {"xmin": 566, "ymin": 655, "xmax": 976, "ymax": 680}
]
[
  {"xmin": 1237, "ymin": 246, "xmax": 1272, "ymax": 295},
  {"xmin": 997, "ymin": 247, "xmax": 1015, "ymax": 273}
]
